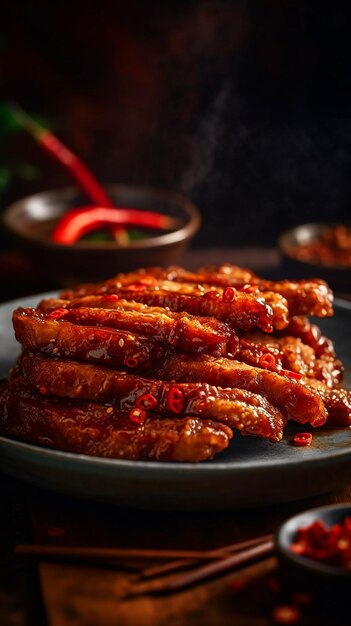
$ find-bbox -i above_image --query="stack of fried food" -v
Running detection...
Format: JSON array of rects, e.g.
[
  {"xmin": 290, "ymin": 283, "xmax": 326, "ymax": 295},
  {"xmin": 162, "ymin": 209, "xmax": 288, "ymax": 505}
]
[{"xmin": 1, "ymin": 264, "xmax": 350, "ymax": 462}]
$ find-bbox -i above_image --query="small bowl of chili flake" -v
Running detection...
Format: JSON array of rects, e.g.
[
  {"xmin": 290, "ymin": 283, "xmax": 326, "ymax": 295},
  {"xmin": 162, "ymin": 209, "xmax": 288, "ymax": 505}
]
[
  {"xmin": 276, "ymin": 504, "xmax": 351, "ymax": 593},
  {"xmin": 278, "ymin": 222, "xmax": 351, "ymax": 291}
]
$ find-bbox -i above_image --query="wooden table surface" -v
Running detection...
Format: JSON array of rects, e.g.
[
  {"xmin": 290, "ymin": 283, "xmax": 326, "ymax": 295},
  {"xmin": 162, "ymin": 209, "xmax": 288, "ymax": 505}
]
[{"xmin": 1, "ymin": 246, "xmax": 350, "ymax": 626}]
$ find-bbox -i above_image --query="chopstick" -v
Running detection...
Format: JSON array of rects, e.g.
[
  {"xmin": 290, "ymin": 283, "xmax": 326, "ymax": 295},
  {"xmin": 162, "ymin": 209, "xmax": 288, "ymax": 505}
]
[
  {"xmin": 15, "ymin": 534, "xmax": 275, "ymax": 596},
  {"xmin": 14, "ymin": 543, "xmax": 270, "ymax": 562},
  {"xmin": 127, "ymin": 538, "xmax": 275, "ymax": 596},
  {"xmin": 139, "ymin": 533, "xmax": 273, "ymax": 579}
]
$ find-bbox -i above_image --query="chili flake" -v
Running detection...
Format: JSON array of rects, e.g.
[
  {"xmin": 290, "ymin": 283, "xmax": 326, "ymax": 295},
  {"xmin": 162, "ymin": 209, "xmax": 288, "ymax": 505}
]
[
  {"xmin": 135, "ymin": 393, "xmax": 158, "ymax": 410},
  {"xmin": 290, "ymin": 516, "xmax": 351, "ymax": 569},
  {"xmin": 292, "ymin": 432, "xmax": 313, "ymax": 447},
  {"xmin": 280, "ymin": 369, "xmax": 303, "ymax": 381},
  {"xmin": 124, "ymin": 357, "xmax": 139, "ymax": 368},
  {"xmin": 48, "ymin": 308, "xmax": 68, "ymax": 319},
  {"xmin": 167, "ymin": 387, "xmax": 184, "ymax": 414},
  {"xmin": 124, "ymin": 351, "xmax": 147, "ymax": 368},
  {"xmin": 222, "ymin": 287, "xmax": 236, "ymax": 303},
  {"xmin": 129, "ymin": 408, "xmax": 147, "ymax": 425},
  {"xmin": 259, "ymin": 353, "xmax": 276, "ymax": 369}
]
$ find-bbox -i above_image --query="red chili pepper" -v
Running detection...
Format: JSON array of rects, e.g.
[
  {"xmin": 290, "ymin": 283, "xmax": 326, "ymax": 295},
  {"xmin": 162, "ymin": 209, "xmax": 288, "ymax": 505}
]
[
  {"xmin": 51, "ymin": 206, "xmax": 177, "ymax": 245},
  {"xmin": 124, "ymin": 357, "xmax": 139, "ymax": 368},
  {"xmin": 259, "ymin": 353, "xmax": 276, "ymax": 369},
  {"xmin": 222, "ymin": 287, "xmax": 236, "ymax": 303},
  {"xmin": 129, "ymin": 408, "xmax": 147, "ymax": 425},
  {"xmin": 40, "ymin": 132, "xmax": 113, "ymax": 206},
  {"xmin": 48, "ymin": 307, "xmax": 68, "ymax": 319},
  {"xmin": 167, "ymin": 387, "xmax": 184, "ymax": 414},
  {"xmin": 124, "ymin": 352, "xmax": 147, "ymax": 368},
  {"xmin": 8, "ymin": 104, "xmax": 129, "ymax": 243},
  {"xmin": 280, "ymin": 369, "xmax": 303, "ymax": 381},
  {"xmin": 292, "ymin": 432, "xmax": 313, "ymax": 447},
  {"xmin": 135, "ymin": 393, "xmax": 158, "ymax": 410}
]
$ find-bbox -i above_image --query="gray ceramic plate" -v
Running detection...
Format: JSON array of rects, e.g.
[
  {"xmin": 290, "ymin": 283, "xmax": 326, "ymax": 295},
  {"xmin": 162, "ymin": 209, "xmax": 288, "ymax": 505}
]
[{"xmin": 1, "ymin": 294, "xmax": 351, "ymax": 510}]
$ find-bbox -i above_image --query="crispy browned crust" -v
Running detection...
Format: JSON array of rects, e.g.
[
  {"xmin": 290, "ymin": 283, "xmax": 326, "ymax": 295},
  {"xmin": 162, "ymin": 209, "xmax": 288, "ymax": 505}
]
[
  {"xmin": 19, "ymin": 352, "xmax": 285, "ymax": 441},
  {"xmin": 13, "ymin": 308, "xmax": 326, "ymax": 427},
  {"xmin": 37, "ymin": 295, "xmax": 236, "ymax": 357},
  {"xmin": 192, "ymin": 264, "xmax": 334, "ymax": 318},
  {"xmin": 61, "ymin": 282, "xmax": 278, "ymax": 332},
  {"xmin": 303, "ymin": 378, "xmax": 351, "ymax": 426},
  {"xmin": 75, "ymin": 264, "xmax": 333, "ymax": 318},
  {"xmin": 0, "ymin": 378, "xmax": 232, "ymax": 462},
  {"xmin": 275, "ymin": 316, "xmax": 336, "ymax": 358},
  {"xmin": 152, "ymin": 353, "xmax": 327, "ymax": 427},
  {"xmin": 234, "ymin": 331, "xmax": 343, "ymax": 388},
  {"xmin": 38, "ymin": 297, "xmax": 342, "ymax": 387},
  {"xmin": 13, "ymin": 308, "xmax": 167, "ymax": 371}
]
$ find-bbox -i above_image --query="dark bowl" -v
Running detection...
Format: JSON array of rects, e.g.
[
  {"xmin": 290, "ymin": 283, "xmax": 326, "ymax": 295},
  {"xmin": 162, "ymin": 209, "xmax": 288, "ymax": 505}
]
[
  {"xmin": 278, "ymin": 222, "xmax": 351, "ymax": 291},
  {"xmin": 276, "ymin": 503, "xmax": 351, "ymax": 595},
  {"xmin": 3, "ymin": 184, "xmax": 201, "ymax": 286}
]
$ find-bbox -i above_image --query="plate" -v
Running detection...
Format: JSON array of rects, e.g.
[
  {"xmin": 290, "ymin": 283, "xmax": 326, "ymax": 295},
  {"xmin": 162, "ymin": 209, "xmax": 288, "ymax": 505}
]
[{"xmin": 1, "ymin": 293, "xmax": 351, "ymax": 510}]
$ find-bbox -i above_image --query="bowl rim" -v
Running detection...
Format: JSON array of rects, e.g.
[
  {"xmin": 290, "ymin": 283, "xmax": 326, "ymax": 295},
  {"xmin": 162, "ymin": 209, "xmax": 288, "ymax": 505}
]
[
  {"xmin": 278, "ymin": 221, "xmax": 351, "ymax": 271},
  {"xmin": 276, "ymin": 503, "xmax": 351, "ymax": 578},
  {"xmin": 3, "ymin": 183, "xmax": 201, "ymax": 250}
]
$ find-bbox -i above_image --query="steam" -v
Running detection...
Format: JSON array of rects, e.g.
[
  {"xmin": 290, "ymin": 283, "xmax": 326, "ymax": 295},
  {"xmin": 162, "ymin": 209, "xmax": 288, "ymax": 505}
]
[{"xmin": 180, "ymin": 83, "xmax": 230, "ymax": 195}]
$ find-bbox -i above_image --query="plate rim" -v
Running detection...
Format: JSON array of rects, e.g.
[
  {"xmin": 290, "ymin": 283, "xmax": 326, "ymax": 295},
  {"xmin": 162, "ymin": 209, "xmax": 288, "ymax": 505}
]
[{"xmin": 1, "ymin": 431, "xmax": 351, "ymax": 476}]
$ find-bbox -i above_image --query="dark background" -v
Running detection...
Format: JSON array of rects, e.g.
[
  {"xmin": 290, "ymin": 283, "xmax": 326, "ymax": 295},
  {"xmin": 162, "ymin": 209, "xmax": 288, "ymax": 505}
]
[{"xmin": 2, "ymin": 0, "xmax": 351, "ymax": 248}]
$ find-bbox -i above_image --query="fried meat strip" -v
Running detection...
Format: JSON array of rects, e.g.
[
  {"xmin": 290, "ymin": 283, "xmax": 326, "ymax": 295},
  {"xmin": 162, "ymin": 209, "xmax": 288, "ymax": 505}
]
[
  {"xmin": 62, "ymin": 263, "xmax": 333, "ymax": 319},
  {"xmin": 19, "ymin": 352, "xmax": 285, "ymax": 441},
  {"xmin": 13, "ymin": 308, "xmax": 326, "ymax": 427},
  {"xmin": 62, "ymin": 283, "xmax": 277, "ymax": 332},
  {"xmin": 13, "ymin": 308, "xmax": 166, "ymax": 370},
  {"xmin": 37, "ymin": 296, "xmax": 236, "ymax": 357},
  {"xmin": 116, "ymin": 279, "xmax": 289, "ymax": 330},
  {"xmin": 302, "ymin": 378, "xmax": 351, "ymax": 427},
  {"xmin": 165, "ymin": 264, "xmax": 334, "ymax": 318},
  {"xmin": 0, "ymin": 378, "xmax": 232, "ymax": 462},
  {"xmin": 84, "ymin": 265, "xmax": 333, "ymax": 318},
  {"xmin": 38, "ymin": 297, "xmax": 343, "ymax": 388},
  {"xmin": 234, "ymin": 331, "xmax": 343, "ymax": 388},
  {"xmin": 275, "ymin": 316, "xmax": 336, "ymax": 358},
  {"xmin": 151, "ymin": 353, "xmax": 327, "ymax": 427}
]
